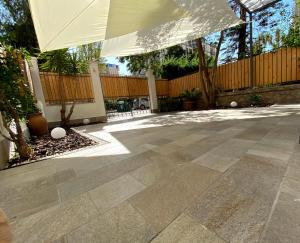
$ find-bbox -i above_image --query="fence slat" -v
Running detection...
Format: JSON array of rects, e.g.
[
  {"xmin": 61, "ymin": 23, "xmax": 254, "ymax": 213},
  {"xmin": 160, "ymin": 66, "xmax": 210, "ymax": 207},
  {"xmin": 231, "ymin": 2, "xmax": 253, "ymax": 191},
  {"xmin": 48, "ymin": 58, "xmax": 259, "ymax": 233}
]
[{"xmin": 168, "ymin": 47, "xmax": 299, "ymax": 96}]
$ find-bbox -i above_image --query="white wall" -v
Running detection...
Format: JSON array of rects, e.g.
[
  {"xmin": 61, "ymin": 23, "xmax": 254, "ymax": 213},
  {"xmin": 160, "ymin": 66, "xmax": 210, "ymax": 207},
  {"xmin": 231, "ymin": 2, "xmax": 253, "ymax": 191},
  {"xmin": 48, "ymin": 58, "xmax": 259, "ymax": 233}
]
[{"xmin": 30, "ymin": 58, "xmax": 107, "ymax": 126}]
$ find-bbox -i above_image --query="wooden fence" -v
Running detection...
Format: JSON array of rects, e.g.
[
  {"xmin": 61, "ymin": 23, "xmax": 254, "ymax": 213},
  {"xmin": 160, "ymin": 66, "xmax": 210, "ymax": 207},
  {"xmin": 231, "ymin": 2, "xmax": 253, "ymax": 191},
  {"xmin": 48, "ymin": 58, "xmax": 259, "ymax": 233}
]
[
  {"xmin": 169, "ymin": 47, "xmax": 300, "ymax": 97},
  {"xmin": 101, "ymin": 75, "xmax": 168, "ymax": 98},
  {"xmin": 40, "ymin": 47, "xmax": 300, "ymax": 103},
  {"xmin": 40, "ymin": 73, "xmax": 95, "ymax": 104}
]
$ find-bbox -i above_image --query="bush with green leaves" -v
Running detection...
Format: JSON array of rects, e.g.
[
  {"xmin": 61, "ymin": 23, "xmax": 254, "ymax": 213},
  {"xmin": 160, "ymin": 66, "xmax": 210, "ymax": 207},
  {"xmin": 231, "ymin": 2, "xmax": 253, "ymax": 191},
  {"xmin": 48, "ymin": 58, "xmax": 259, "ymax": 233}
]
[
  {"xmin": 0, "ymin": 45, "xmax": 39, "ymax": 159},
  {"xmin": 248, "ymin": 93, "xmax": 263, "ymax": 106},
  {"xmin": 180, "ymin": 88, "xmax": 201, "ymax": 101},
  {"xmin": 159, "ymin": 97, "xmax": 182, "ymax": 112}
]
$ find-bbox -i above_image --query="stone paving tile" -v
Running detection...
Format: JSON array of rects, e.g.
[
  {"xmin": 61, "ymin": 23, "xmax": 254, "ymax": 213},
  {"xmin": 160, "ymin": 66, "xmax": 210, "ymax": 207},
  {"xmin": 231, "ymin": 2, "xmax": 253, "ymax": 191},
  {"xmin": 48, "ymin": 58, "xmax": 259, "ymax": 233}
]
[
  {"xmin": 129, "ymin": 163, "xmax": 220, "ymax": 232},
  {"xmin": 177, "ymin": 136, "xmax": 227, "ymax": 161},
  {"xmin": 0, "ymin": 175, "xmax": 59, "ymax": 222},
  {"xmin": 130, "ymin": 160, "xmax": 178, "ymax": 186},
  {"xmin": 260, "ymin": 192, "xmax": 300, "ymax": 243},
  {"xmin": 57, "ymin": 151, "xmax": 155, "ymax": 201},
  {"xmin": 170, "ymin": 134, "xmax": 208, "ymax": 147},
  {"xmin": 151, "ymin": 213, "xmax": 226, "ymax": 243},
  {"xmin": 193, "ymin": 153, "xmax": 240, "ymax": 173},
  {"xmin": 192, "ymin": 138, "xmax": 256, "ymax": 172},
  {"xmin": 188, "ymin": 154, "xmax": 286, "ymax": 243},
  {"xmin": 1, "ymin": 105, "xmax": 300, "ymax": 242},
  {"xmin": 54, "ymin": 169, "xmax": 76, "ymax": 184},
  {"xmin": 217, "ymin": 127, "xmax": 245, "ymax": 138},
  {"xmin": 235, "ymin": 124, "xmax": 271, "ymax": 141},
  {"xmin": 247, "ymin": 143, "xmax": 292, "ymax": 162},
  {"xmin": 11, "ymin": 193, "xmax": 98, "ymax": 243},
  {"xmin": 66, "ymin": 201, "xmax": 156, "ymax": 243},
  {"xmin": 89, "ymin": 174, "xmax": 145, "ymax": 213}
]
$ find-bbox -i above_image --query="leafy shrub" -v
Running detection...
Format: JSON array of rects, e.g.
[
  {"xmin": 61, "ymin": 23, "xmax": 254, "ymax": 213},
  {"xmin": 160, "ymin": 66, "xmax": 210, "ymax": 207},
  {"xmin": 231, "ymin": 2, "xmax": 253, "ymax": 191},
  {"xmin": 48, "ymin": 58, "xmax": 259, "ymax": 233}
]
[
  {"xmin": 159, "ymin": 97, "xmax": 182, "ymax": 112},
  {"xmin": 180, "ymin": 88, "xmax": 201, "ymax": 101},
  {"xmin": 248, "ymin": 93, "xmax": 263, "ymax": 106}
]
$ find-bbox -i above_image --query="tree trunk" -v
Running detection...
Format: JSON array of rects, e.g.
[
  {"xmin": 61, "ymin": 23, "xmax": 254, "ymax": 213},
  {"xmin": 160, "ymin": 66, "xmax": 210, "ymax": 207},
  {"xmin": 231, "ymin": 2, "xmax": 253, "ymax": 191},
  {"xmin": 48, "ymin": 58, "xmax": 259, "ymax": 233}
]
[
  {"xmin": 238, "ymin": 7, "xmax": 247, "ymax": 59},
  {"xmin": 1, "ymin": 101, "xmax": 32, "ymax": 160},
  {"xmin": 59, "ymin": 74, "xmax": 67, "ymax": 127},
  {"xmin": 197, "ymin": 38, "xmax": 215, "ymax": 109},
  {"xmin": 196, "ymin": 33, "xmax": 224, "ymax": 109},
  {"xmin": 15, "ymin": 135, "xmax": 31, "ymax": 159}
]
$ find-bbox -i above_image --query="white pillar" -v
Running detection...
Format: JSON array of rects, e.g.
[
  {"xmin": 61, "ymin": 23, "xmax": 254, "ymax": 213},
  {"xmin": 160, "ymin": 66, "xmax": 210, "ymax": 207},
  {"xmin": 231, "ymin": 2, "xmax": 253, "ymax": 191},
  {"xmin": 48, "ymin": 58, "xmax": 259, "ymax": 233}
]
[
  {"xmin": 146, "ymin": 69, "xmax": 158, "ymax": 113},
  {"xmin": 89, "ymin": 61, "xmax": 107, "ymax": 120},
  {"xmin": 29, "ymin": 57, "xmax": 47, "ymax": 116}
]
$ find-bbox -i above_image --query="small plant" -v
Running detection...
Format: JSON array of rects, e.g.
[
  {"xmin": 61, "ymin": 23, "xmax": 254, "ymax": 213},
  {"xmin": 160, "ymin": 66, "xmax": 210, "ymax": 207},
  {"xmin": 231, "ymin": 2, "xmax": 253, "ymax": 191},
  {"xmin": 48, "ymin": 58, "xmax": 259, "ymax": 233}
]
[
  {"xmin": 159, "ymin": 97, "xmax": 182, "ymax": 112},
  {"xmin": 249, "ymin": 93, "xmax": 262, "ymax": 106},
  {"xmin": 180, "ymin": 88, "xmax": 201, "ymax": 101}
]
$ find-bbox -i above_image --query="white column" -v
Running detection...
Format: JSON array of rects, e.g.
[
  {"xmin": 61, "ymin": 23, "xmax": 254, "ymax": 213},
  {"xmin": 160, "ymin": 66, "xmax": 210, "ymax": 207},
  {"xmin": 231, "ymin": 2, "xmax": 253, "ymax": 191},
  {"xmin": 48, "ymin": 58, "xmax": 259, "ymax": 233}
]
[
  {"xmin": 29, "ymin": 57, "xmax": 47, "ymax": 116},
  {"xmin": 89, "ymin": 61, "xmax": 107, "ymax": 119},
  {"xmin": 146, "ymin": 69, "xmax": 158, "ymax": 113}
]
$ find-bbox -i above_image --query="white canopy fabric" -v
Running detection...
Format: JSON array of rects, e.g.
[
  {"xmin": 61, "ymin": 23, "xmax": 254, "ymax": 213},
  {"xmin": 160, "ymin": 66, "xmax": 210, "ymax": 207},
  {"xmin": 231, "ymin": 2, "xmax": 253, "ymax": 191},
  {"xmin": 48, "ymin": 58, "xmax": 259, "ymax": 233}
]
[
  {"xmin": 239, "ymin": 0, "xmax": 278, "ymax": 12},
  {"xmin": 101, "ymin": 0, "xmax": 243, "ymax": 57},
  {"xmin": 29, "ymin": 0, "xmax": 187, "ymax": 52},
  {"xmin": 29, "ymin": 0, "xmax": 243, "ymax": 56}
]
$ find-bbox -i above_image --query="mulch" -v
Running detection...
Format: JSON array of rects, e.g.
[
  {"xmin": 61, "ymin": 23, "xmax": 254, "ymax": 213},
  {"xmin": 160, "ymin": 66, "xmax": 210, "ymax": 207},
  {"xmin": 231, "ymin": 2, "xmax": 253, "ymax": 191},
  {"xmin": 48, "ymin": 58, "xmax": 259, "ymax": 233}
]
[{"xmin": 8, "ymin": 129, "xmax": 105, "ymax": 168}]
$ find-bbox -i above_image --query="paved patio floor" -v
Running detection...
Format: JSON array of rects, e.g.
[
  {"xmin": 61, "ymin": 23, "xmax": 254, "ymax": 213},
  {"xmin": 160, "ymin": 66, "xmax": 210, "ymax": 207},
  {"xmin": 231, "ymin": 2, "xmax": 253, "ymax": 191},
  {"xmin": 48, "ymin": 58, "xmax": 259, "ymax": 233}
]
[{"xmin": 1, "ymin": 104, "xmax": 300, "ymax": 242}]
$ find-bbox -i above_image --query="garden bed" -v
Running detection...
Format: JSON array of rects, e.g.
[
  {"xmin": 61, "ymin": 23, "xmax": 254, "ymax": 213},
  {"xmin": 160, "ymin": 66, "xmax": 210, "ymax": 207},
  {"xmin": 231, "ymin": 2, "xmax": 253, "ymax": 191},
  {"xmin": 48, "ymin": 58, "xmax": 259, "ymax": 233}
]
[{"xmin": 7, "ymin": 129, "xmax": 107, "ymax": 168}]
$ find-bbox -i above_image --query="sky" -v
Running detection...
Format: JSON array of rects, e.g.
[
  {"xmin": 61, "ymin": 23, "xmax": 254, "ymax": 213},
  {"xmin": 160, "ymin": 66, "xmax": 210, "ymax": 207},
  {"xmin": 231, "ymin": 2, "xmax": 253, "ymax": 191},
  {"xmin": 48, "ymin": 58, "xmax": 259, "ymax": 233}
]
[
  {"xmin": 104, "ymin": 0, "xmax": 295, "ymax": 76},
  {"xmin": 105, "ymin": 57, "xmax": 130, "ymax": 75}
]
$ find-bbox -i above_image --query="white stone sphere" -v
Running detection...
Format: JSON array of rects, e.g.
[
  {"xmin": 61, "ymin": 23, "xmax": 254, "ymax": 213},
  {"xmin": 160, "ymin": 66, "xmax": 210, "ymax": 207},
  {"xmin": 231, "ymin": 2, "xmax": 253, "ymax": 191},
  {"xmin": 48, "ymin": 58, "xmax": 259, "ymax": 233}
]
[
  {"xmin": 83, "ymin": 118, "xmax": 90, "ymax": 125},
  {"xmin": 230, "ymin": 101, "xmax": 238, "ymax": 108},
  {"xmin": 51, "ymin": 127, "xmax": 66, "ymax": 139}
]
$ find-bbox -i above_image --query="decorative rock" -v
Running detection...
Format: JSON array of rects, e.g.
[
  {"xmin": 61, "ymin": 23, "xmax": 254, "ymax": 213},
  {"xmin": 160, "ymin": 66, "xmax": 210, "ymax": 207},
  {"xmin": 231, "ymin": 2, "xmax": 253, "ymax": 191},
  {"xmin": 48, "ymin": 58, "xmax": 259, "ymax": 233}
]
[
  {"xmin": 51, "ymin": 127, "xmax": 66, "ymax": 139},
  {"xmin": 230, "ymin": 101, "xmax": 238, "ymax": 108},
  {"xmin": 83, "ymin": 118, "xmax": 90, "ymax": 125}
]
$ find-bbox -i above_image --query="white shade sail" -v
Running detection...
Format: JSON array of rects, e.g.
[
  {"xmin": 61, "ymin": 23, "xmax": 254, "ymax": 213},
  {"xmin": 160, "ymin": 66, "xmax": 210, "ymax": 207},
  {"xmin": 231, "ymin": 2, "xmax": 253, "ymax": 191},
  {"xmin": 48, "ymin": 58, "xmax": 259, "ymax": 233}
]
[
  {"xmin": 29, "ymin": 0, "xmax": 243, "ymax": 56},
  {"xmin": 102, "ymin": 0, "xmax": 243, "ymax": 57}
]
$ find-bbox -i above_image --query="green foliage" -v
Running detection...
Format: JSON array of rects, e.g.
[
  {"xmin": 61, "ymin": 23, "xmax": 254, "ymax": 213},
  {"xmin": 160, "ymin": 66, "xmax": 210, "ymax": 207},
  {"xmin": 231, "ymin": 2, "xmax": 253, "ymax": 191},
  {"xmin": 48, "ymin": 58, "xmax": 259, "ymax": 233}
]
[
  {"xmin": 282, "ymin": 19, "xmax": 300, "ymax": 47},
  {"xmin": 0, "ymin": 0, "xmax": 38, "ymax": 54},
  {"xmin": 76, "ymin": 42, "xmax": 106, "ymax": 72},
  {"xmin": 159, "ymin": 97, "xmax": 182, "ymax": 112},
  {"xmin": 119, "ymin": 51, "xmax": 162, "ymax": 77},
  {"xmin": 119, "ymin": 45, "xmax": 214, "ymax": 80},
  {"xmin": 38, "ymin": 49, "xmax": 87, "ymax": 74},
  {"xmin": 180, "ymin": 88, "xmax": 201, "ymax": 101},
  {"xmin": 248, "ymin": 93, "xmax": 262, "ymax": 106},
  {"xmin": 0, "ymin": 45, "xmax": 39, "ymax": 123}
]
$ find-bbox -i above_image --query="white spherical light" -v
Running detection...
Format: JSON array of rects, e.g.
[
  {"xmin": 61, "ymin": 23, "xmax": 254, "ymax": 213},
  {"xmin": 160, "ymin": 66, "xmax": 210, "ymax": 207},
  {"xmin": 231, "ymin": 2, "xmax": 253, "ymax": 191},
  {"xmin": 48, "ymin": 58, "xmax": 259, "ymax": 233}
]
[
  {"xmin": 83, "ymin": 118, "xmax": 90, "ymax": 125},
  {"xmin": 230, "ymin": 101, "xmax": 238, "ymax": 108},
  {"xmin": 51, "ymin": 127, "xmax": 66, "ymax": 139}
]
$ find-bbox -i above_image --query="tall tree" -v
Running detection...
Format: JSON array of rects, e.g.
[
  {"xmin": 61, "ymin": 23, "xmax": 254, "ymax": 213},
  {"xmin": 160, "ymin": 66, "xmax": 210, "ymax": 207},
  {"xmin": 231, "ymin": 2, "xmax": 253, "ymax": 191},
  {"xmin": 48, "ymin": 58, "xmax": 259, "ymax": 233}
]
[
  {"xmin": 76, "ymin": 42, "xmax": 106, "ymax": 73},
  {"xmin": 222, "ymin": 0, "xmax": 289, "ymax": 62},
  {"xmin": 197, "ymin": 32, "xmax": 224, "ymax": 108},
  {"xmin": 0, "ymin": 0, "xmax": 38, "ymax": 54}
]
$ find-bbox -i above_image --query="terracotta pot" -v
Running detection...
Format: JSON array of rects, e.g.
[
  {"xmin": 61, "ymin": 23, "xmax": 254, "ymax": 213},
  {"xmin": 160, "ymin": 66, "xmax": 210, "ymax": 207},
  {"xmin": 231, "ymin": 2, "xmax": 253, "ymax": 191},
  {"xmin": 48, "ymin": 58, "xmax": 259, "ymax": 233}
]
[
  {"xmin": 27, "ymin": 113, "xmax": 48, "ymax": 136},
  {"xmin": 183, "ymin": 100, "xmax": 194, "ymax": 111}
]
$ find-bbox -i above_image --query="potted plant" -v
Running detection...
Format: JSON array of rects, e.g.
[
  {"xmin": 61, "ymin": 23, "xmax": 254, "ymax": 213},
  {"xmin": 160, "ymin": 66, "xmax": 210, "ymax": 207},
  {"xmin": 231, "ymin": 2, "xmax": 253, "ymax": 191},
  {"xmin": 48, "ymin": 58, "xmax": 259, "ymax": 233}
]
[
  {"xmin": 180, "ymin": 88, "xmax": 201, "ymax": 111},
  {"xmin": 26, "ymin": 106, "xmax": 48, "ymax": 137}
]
